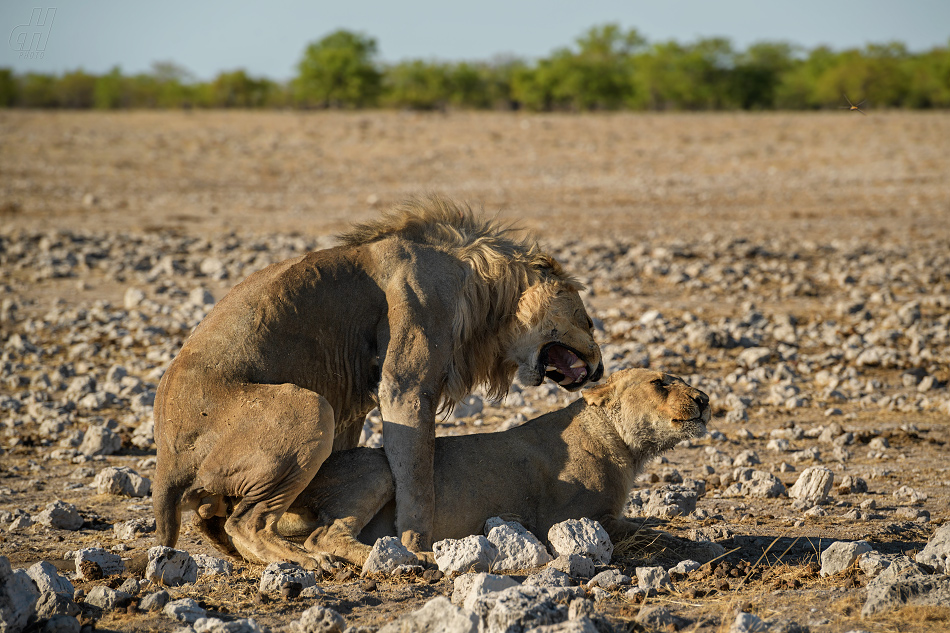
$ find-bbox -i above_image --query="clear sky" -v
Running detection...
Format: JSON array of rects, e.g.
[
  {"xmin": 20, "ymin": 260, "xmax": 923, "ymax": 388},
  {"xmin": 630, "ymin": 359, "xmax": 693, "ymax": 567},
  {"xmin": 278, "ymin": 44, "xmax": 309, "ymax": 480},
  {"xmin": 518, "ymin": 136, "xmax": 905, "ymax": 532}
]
[{"xmin": 2, "ymin": 0, "xmax": 948, "ymax": 80}]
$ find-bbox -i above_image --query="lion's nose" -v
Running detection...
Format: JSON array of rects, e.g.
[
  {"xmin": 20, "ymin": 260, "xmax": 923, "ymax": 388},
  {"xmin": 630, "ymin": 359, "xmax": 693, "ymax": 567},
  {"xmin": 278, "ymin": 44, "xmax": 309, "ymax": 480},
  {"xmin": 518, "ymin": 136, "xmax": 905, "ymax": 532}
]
[
  {"xmin": 693, "ymin": 390, "xmax": 710, "ymax": 408},
  {"xmin": 589, "ymin": 362, "xmax": 604, "ymax": 382}
]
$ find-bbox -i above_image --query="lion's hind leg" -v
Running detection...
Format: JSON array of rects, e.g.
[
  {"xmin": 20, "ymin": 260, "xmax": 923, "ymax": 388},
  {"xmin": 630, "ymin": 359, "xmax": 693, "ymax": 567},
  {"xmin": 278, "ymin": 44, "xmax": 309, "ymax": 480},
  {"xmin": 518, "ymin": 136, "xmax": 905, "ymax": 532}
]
[
  {"xmin": 199, "ymin": 382, "xmax": 337, "ymax": 571},
  {"xmin": 295, "ymin": 447, "xmax": 396, "ymax": 568}
]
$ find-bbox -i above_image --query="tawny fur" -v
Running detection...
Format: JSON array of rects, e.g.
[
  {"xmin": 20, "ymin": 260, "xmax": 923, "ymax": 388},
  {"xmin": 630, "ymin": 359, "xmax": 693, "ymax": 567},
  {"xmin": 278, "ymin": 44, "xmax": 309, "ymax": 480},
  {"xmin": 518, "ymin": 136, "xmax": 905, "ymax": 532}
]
[
  {"xmin": 269, "ymin": 368, "xmax": 710, "ymax": 567},
  {"xmin": 153, "ymin": 195, "xmax": 602, "ymax": 569}
]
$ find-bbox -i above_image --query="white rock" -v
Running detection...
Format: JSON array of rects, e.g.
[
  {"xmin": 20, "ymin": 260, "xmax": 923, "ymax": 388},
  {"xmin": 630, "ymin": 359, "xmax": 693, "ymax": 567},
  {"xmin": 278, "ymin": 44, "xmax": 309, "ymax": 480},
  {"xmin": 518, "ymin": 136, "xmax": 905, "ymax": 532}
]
[
  {"xmin": 74, "ymin": 548, "xmax": 125, "ymax": 578},
  {"xmin": 36, "ymin": 500, "xmax": 83, "ymax": 531},
  {"xmin": 124, "ymin": 288, "xmax": 146, "ymax": 309},
  {"xmin": 193, "ymin": 617, "xmax": 266, "ymax": 633},
  {"xmin": 78, "ymin": 425, "xmax": 122, "ymax": 456},
  {"xmin": 286, "ymin": 605, "xmax": 345, "ymax": 633},
  {"xmin": 636, "ymin": 566, "xmax": 672, "ymax": 595},
  {"xmin": 721, "ymin": 469, "xmax": 786, "ymax": 498},
  {"xmin": 194, "ymin": 554, "xmax": 233, "ymax": 577},
  {"xmin": 259, "ymin": 561, "xmax": 316, "ymax": 593},
  {"xmin": 146, "ymin": 546, "xmax": 198, "ymax": 586},
  {"xmin": 113, "ymin": 517, "xmax": 155, "ymax": 540},
  {"xmin": 547, "ymin": 518, "xmax": 613, "ymax": 565},
  {"xmin": 453, "ymin": 572, "xmax": 520, "ymax": 611},
  {"xmin": 470, "ymin": 585, "xmax": 566, "ymax": 632},
  {"xmin": 164, "ymin": 597, "xmax": 206, "ymax": 624},
  {"xmin": 893, "ymin": 485, "xmax": 927, "ymax": 504},
  {"xmin": 587, "ymin": 569, "xmax": 631, "ymax": 590},
  {"xmin": 85, "ymin": 585, "xmax": 131, "ymax": 611},
  {"xmin": 0, "ymin": 555, "xmax": 40, "ymax": 633},
  {"xmin": 820, "ymin": 541, "xmax": 873, "ymax": 576},
  {"xmin": 139, "ymin": 589, "xmax": 169, "ymax": 611},
  {"xmin": 915, "ymin": 522, "xmax": 950, "ymax": 574},
  {"xmin": 362, "ymin": 536, "xmax": 420, "ymax": 576},
  {"xmin": 730, "ymin": 612, "xmax": 768, "ymax": 632},
  {"xmin": 378, "ymin": 596, "xmax": 478, "ymax": 633},
  {"xmin": 789, "ymin": 466, "xmax": 834, "ymax": 506},
  {"xmin": 486, "ymin": 523, "xmax": 552, "ymax": 572},
  {"xmin": 27, "ymin": 561, "xmax": 74, "ymax": 596},
  {"xmin": 737, "ymin": 347, "xmax": 772, "ymax": 369},
  {"xmin": 669, "ymin": 560, "xmax": 701, "ymax": 575},
  {"xmin": 732, "ymin": 450, "xmax": 760, "ymax": 467},
  {"xmin": 94, "ymin": 466, "xmax": 151, "ymax": 497},
  {"xmin": 433, "ymin": 535, "xmax": 497, "ymax": 575},
  {"xmin": 547, "ymin": 554, "xmax": 595, "ymax": 579}
]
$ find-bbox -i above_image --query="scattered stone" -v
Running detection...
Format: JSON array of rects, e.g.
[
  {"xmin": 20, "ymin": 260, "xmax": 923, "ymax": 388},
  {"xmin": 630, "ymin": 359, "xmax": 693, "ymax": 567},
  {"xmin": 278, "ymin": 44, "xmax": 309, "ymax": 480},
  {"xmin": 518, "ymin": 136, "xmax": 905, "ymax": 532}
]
[
  {"xmin": 27, "ymin": 560, "xmax": 74, "ymax": 596},
  {"xmin": 94, "ymin": 466, "xmax": 151, "ymax": 497},
  {"xmin": 587, "ymin": 569, "xmax": 631, "ymax": 591},
  {"xmin": 547, "ymin": 518, "xmax": 613, "ymax": 565},
  {"xmin": 636, "ymin": 605, "xmax": 691, "ymax": 630},
  {"xmin": 41, "ymin": 614, "xmax": 81, "ymax": 633},
  {"xmin": 525, "ymin": 567, "xmax": 574, "ymax": 589},
  {"xmin": 453, "ymin": 572, "xmax": 520, "ymax": 611},
  {"xmin": 146, "ymin": 546, "xmax": 198, "ymax": 586},
  {"xmin": 0, "ymin": 555, "xmax": 40, "ymax": 633},
  {"xmin": 285, "ymin": 605, "xmax": 346, "ymax": 633},
  {"xmin": 635, "ymin": 566, "xmax": 672, "ymax": 595},
  {"xmin": 139, "ymin": 589, "xmax": 170, "ymax": 612},
  {"xmin": 722, "ymin": 468, "xmax": 786, "ymax": 498},
  {"xmin": 194, "ymin": 554, "xmax": 233, "ymax": 577},
  {"xmin": 915, "ymin": 522, "xmax": 950, "ymax": 574},
  {"xmin": 862, "ymin": 557, "xmax": 950, "ymax": 616},
  {"xmin": 433, "ymin": 535, "xmax": 496, "ymax": 575},
  {"xmin": 78, "ymin": 425, "xmax": 122, "ymax": 456},
  {"xmin": 733, "ymin": 450, "xmax": 761, "ymax": 467},
  {"xmin": 470, "ymin": 585, "xmax": 566, "ymax": 633},
  {"xmin": 84, "ymin": 585, "xmax": 132, "ymax": 611},
  {"xmin": 34, "ymin": 590, "xmax": 80, "ymax": 620},
  {"xmin": 893, "ymin": 485, "xmax": 927, "ymax": 504},
  {"xmin": 789, "ymin": 466, "xmax": 834, "ymax": 507},
  {"xmin": 259, "ymin": 561, "xmax": 316, "ymax": 593},
  {"xmin": 164, "ymin": 597, "xmax": 207, "ymax": 624},
  {"xmin": 113, "ymin": 518, "xmax": 155, "ymax": 540},
  {"xmin": 486, "ymin": 522, "xmax": 553, "ymax": 571},
  {"xmin": 191, "ymin": 617, "xmax": 266, "ymax": 633},
  {"xmin": 36, "ymin": 500, "xmax": 83, "ymax": 531},
  {"xmin": 820, "ymin": 541, "xmax": 873, "ymax": 576},
  {"xmin": 837, "ymin": 475, "xmax": 868, "ymax": 495},
  {"xmin": 379, "ymin": 596, "xmax": 477, "ymax": 633},
  {"xmin": 74, "ymin": 548, "xmax": 125, "ymax": 579}
]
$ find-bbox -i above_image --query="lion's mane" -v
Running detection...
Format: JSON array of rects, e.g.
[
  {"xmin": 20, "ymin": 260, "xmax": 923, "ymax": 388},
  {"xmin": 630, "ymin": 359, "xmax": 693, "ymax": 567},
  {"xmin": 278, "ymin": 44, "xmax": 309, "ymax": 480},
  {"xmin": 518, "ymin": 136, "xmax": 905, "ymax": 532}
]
[{"xmin": 339, "ymin": 194, "xmax": 582, "ymax": 407}]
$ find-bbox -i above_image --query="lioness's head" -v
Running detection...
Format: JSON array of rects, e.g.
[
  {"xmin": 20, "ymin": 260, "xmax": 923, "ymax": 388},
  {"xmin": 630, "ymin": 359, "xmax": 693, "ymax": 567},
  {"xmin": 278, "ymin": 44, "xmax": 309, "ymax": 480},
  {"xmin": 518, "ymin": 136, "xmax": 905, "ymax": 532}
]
[
  {"xmin": 512, "ymin": 273, "xmax": 603, "ymax": 392},
  {"xmin": 583, "ymin": 369, "xmax": 709, "ymax": 451}
]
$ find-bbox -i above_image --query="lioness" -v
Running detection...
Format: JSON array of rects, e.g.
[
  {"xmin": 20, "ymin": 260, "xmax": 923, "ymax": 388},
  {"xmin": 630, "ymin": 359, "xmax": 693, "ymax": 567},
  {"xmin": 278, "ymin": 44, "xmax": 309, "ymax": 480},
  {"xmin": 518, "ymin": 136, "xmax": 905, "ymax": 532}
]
[
  {"xmin": 154, "ymin": 195, "xmax": 602, "ymax": 569},
  {"xmin": 275, "ymin": 368, "xmax": 709, "ymax": 566}
]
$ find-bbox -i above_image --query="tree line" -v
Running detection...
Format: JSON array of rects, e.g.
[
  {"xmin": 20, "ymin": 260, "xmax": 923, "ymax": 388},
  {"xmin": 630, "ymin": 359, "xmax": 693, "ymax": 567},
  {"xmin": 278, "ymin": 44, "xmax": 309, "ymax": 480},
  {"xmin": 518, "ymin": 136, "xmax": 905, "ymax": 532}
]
[{"xmin": 2, "ymin": 25, "xmax": 949, "ymax": 111}]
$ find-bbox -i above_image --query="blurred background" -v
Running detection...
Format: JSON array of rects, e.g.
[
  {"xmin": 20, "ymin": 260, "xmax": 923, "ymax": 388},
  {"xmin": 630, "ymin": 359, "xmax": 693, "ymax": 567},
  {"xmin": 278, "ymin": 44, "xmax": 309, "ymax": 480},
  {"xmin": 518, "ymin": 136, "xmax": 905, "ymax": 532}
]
[{"xmin": 2, "ymin": 0, "xmax": 949, "ymax": 111}]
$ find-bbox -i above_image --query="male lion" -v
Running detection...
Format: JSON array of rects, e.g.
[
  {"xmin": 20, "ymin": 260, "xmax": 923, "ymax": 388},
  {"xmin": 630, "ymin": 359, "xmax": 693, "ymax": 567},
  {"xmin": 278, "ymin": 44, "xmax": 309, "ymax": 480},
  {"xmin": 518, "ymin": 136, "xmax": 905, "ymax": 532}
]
[
  {"xmin": 276, "ymin": 368, "xmax": 710, "ymax": 566},
  {"xmin": 154, "ymin": 195, "xmax": 603, "ymax": 569}
]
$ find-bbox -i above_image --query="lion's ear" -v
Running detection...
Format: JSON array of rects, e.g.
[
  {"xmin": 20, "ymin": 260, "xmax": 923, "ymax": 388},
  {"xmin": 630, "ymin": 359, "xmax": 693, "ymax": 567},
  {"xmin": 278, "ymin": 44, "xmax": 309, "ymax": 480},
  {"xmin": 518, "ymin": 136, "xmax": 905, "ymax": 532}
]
[{"xmin": 582, "ymin": 378, "xmax": 615, "ymax": 407}]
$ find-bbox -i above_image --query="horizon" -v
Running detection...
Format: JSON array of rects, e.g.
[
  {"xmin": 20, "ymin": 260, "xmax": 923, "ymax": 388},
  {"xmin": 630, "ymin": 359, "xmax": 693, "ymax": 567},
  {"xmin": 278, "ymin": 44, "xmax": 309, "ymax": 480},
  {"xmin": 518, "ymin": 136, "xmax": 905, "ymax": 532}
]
[{"xmin": 2, "ymin": 1, "xmax": 948, "ymax": 81}]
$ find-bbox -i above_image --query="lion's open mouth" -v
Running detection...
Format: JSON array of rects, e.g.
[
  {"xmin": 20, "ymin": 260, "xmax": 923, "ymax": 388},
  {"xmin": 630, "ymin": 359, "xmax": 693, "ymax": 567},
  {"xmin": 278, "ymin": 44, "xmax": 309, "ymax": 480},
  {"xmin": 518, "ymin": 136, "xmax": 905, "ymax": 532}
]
[{"xmin": 539, "ymin": 342, "xmax": 591, "ymax": 388}]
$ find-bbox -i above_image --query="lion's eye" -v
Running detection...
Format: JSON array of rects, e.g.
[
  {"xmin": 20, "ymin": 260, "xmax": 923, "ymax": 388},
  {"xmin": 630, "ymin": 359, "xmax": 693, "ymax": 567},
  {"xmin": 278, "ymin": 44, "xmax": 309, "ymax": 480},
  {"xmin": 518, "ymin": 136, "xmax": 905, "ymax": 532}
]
[
  {"xmin": 651, "ymin": 378, "xmax": 665, "ymax": 388},
  {"xmin": 586, "ymin": 316, "xmax": 593, "ymax": 330}
]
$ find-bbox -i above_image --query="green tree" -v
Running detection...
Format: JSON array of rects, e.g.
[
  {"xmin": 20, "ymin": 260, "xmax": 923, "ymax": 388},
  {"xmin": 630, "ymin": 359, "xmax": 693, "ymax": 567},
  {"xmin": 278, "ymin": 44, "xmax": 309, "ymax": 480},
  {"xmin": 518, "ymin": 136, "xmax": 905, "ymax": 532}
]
[
  {"xmin": 208, "ymin": 70, "xmax": 274, "ymax": 107},
  {"xmin": 94, "ymin": 66, "xmax": 126, "ymax": 109},
  {"xmin": 728, "ymin": 41, "xmax": 798, "ymax": 109},
  {"xmin": 0, "ymin": 68, "xmax": 17, "ymax": 107},
  {"xmin": 296, "ymin": 30, "xmax": 382, "ymax": 107},
  {"xmin": 382, "ymin": 60, "xmax": 450, "ymax": 109}
]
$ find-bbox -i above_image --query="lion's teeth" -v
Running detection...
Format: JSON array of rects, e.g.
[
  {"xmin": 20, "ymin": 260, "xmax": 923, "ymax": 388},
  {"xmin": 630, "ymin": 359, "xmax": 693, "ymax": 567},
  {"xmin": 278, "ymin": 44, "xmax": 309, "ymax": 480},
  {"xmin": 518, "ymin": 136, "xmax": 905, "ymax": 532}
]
[
  {"xmin": 545, "ymin": 365, "xmax": 557, "ymax": 372},
  {"xmin": 570, "ymin": 360, "xmax": 586, "ymax": 369},
  {"xmin": 559, "ymin": 377, "xmax": 574, "ymax": 386}
]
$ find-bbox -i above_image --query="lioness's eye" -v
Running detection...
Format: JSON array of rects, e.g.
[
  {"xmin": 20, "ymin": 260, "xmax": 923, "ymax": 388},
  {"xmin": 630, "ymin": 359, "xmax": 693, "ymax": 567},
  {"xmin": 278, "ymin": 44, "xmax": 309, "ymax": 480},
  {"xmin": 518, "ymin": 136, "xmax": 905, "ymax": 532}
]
[
  {"xmin": 651, "ymin": 378, "xmax": 664, "ymax": 387},
  {"xmin": 586, "ymin": 316, "xmax": 593, "ymax": 330}
]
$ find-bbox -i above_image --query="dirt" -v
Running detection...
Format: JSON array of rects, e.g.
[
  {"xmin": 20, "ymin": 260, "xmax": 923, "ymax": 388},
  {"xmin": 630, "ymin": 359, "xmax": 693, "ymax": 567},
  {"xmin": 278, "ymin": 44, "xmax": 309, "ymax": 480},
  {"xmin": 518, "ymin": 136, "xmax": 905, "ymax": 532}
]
[{"xmin": 1, "ymin": 110, "xmax": 949, "ymax": 632}]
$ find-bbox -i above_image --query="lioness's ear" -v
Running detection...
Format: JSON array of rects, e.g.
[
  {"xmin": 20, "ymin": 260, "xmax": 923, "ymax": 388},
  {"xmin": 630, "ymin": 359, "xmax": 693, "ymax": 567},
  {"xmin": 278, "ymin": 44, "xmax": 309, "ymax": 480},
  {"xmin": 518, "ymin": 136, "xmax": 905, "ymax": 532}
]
[{"xmin": 582, "ymin": 376, "xmax": 615, "ymax": 407}]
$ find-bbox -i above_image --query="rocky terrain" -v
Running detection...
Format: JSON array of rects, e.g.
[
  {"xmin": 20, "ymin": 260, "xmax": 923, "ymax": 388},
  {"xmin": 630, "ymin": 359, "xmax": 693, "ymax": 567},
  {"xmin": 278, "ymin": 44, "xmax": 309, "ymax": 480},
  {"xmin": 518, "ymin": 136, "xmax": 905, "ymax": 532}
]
[{"xmin": 1, "ymin": 110, "xmax": 949, "ymax": 633}]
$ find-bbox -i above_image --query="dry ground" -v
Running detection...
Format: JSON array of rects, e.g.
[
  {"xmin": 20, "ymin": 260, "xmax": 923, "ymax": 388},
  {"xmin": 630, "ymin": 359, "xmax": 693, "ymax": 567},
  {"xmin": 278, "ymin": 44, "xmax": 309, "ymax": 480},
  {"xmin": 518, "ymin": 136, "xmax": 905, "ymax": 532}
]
[{"xmin": 1, "ymin": 110, "xmax": 949, "ymax": 632}]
